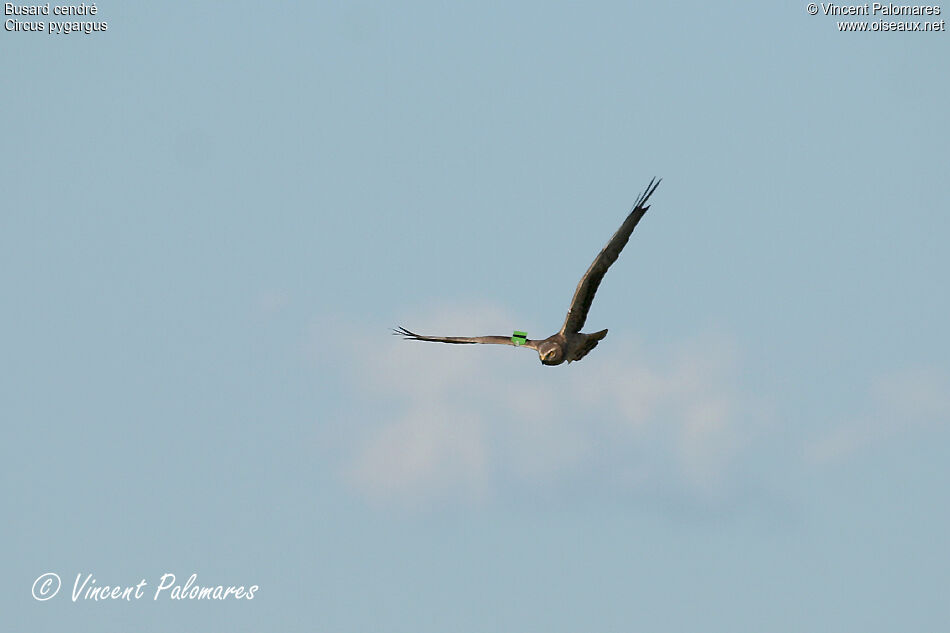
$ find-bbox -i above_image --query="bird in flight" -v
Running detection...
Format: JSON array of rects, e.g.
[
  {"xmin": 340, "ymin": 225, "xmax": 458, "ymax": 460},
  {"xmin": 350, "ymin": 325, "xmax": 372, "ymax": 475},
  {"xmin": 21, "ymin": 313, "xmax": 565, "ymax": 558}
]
[{"xmin": 394, "ymin": 178, "xmax": 661, "ymax": 366}]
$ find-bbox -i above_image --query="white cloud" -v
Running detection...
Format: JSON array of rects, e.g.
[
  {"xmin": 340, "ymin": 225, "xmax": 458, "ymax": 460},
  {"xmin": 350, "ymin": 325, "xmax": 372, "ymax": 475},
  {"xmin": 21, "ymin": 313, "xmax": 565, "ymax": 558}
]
[
  {"xmin": 807, "ymin": 368, "xmax": 950, "ymax": 463},
  {"xmin": 326, "ymin": 302, "xmax": 761, "ymax": 505}
]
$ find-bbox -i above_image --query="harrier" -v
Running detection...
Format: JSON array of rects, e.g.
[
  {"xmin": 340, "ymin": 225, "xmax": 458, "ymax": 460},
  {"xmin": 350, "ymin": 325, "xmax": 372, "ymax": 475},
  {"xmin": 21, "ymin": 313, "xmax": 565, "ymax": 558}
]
[{"xmin": 394, "ymin": 178, "xmax": 661, "ymax": 366}]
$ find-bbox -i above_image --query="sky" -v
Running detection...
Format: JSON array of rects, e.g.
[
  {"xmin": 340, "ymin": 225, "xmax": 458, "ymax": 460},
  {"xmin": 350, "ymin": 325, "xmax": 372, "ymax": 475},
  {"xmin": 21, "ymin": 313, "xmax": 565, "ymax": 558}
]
[{"xmin": 2, "ymin": 2, "xmax": 949, "ymax": 631}]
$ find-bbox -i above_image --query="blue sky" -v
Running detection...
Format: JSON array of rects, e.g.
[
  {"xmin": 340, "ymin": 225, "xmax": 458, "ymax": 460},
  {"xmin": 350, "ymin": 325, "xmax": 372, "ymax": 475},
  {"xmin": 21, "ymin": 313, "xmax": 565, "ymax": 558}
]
[{"xmin": 3, "ymin": 2, "xmax": 949, "ymax": 631}]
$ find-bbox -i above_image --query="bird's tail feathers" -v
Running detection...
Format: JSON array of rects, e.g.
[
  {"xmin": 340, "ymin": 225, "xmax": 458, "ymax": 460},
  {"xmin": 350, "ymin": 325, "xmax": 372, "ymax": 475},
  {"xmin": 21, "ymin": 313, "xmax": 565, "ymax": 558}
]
[{"xmin": 571, "ymin": 328, "xmax": 608, "ymax": 362}]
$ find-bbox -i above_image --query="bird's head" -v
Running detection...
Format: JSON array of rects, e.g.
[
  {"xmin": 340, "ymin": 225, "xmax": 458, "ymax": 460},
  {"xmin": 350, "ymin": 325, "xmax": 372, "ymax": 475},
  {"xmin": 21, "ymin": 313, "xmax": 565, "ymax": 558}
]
[{"xmin": 538, "ymin": 341, "xmax": 564, "ymax": 366}]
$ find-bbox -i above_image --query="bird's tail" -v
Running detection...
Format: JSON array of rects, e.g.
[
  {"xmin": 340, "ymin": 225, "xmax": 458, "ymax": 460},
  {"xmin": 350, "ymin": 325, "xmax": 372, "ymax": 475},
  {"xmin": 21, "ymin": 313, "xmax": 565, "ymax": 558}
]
[{"xmin": 573, "ymin": 329, "xmax": 608, "ymax": 362}]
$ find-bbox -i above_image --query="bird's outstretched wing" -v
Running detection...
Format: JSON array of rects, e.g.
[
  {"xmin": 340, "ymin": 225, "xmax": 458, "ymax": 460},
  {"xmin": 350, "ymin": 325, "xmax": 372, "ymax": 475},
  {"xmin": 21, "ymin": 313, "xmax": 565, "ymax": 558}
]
[
  {"xmin": 561, "ymin": 177, "xmax": 661, "ymax": 335},
  {"xmin": 393, "ymin": 327, "xmax": 540, "ymax": 350}
]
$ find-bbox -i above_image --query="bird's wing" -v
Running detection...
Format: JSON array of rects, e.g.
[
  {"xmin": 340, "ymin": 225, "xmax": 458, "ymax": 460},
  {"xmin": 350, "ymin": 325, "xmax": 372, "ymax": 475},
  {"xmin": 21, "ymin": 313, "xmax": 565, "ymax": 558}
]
[
  {"xmin": 560, "ymin": 177, "xmax": 661, "ymax": 335},
  {"xmin": 393, "ymin": 327, "xmax": 540, "ymax": 350}
]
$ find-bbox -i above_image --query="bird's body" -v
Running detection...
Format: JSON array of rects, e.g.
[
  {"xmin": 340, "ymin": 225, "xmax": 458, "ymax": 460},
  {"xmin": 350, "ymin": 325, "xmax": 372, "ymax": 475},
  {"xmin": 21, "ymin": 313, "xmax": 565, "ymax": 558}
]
[{"xmin": 395, "ymin": 178, "xmax": 661, "ymax": 366}]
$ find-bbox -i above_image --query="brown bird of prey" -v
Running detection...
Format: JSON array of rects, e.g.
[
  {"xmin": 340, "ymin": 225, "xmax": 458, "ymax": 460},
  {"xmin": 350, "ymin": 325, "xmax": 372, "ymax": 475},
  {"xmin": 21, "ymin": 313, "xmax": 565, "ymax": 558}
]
[{"xmin": 394, "ymin": 178, "xmax": 661, "ymax": 366}]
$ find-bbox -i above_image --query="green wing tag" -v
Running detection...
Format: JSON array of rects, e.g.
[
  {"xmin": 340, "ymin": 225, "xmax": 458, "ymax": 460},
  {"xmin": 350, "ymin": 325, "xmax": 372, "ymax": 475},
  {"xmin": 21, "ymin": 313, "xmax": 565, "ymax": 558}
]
[{"xmin": 511, "ymin": 330, "xmax": 527, "ymax": 345}]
